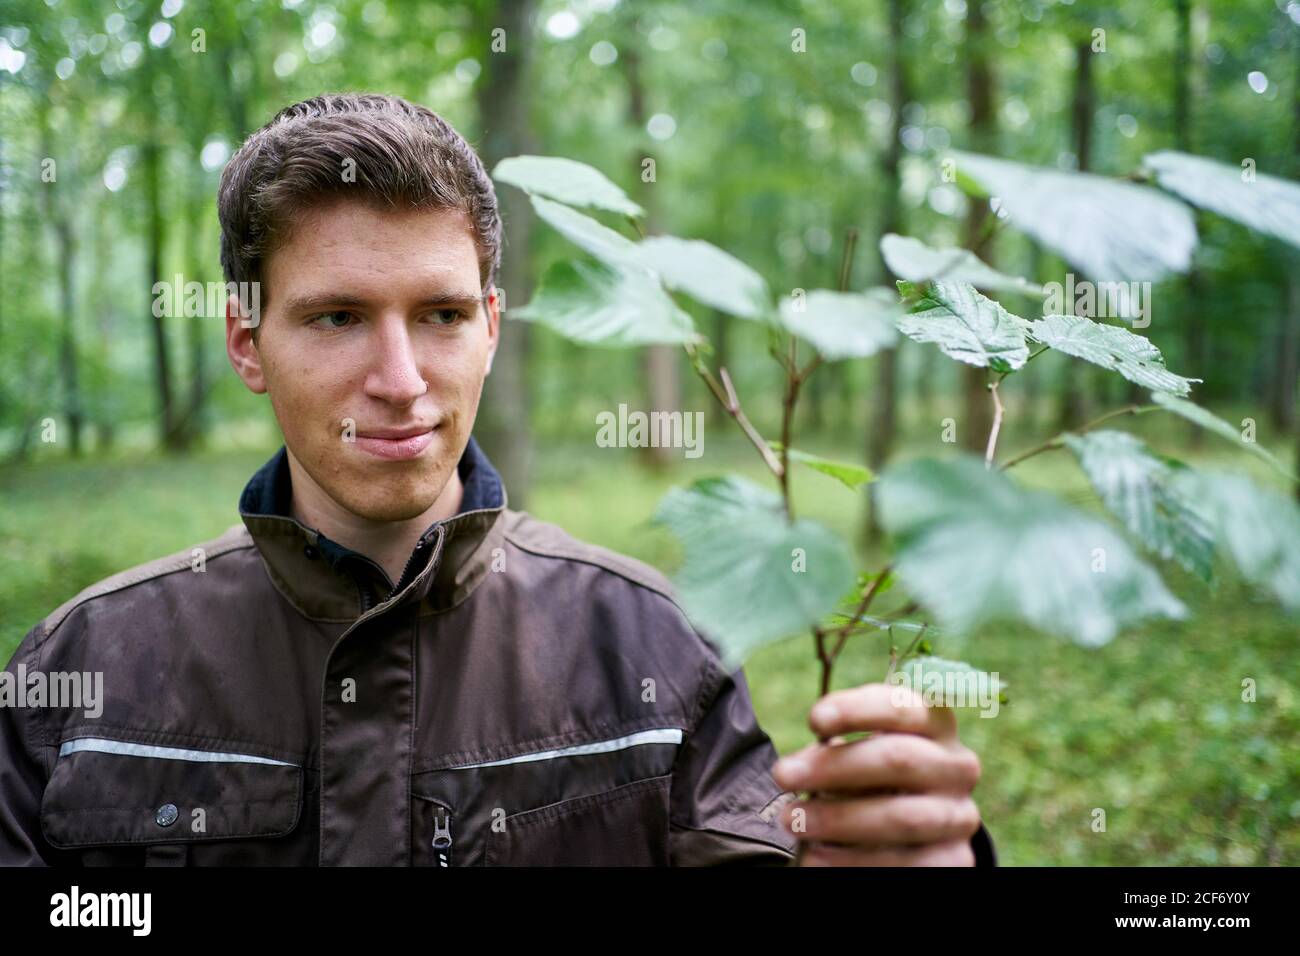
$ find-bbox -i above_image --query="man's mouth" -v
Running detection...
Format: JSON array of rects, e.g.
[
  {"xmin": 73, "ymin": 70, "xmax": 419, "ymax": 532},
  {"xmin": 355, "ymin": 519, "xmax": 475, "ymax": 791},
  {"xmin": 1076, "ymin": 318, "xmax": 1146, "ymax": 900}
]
[{"xmin": 354, "ymin": 424, "xmax": 438, "ymax": 461}]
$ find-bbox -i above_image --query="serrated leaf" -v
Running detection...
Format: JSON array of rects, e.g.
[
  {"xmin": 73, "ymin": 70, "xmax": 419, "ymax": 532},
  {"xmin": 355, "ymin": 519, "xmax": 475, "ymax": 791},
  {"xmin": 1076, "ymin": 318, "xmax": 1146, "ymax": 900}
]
[
  {"xmin": 896, "ymin": 280, "xmax": 1031, "ymax": 369},
  {"xmin": 777, "ymin": 288, "xmax": 902, "ymax": 360},
  {"xmin": 893, "ymin": 657, "xmax": 1008, "ymax": 707},
  {"xmin": 653, "ymin": 476, "xmax": 857, "ymax": 668},
  {"xmin": 635, "ymin": 236, "xmax": 772, "ymax": 320},
  {"xmin": 880, "ymin": 233, "xmax": 1044, "ymax": 295},
  {"xmin": 529, "ymin": 194, "xmax": 641, "ymax": 269},
  {"xmin": 1143, "ymin": 150, "xmax": 1300, "ymax": 250},
  {"xmin": 768, "ymin": 442, "xmax": 875, "ymax": 490},
  {"xmin": 877, "ymin": 456, "xmax": 1187, "ymax": 646},
  {"xmin": 1149, "ymin": 391, "xmax": 1296, "ymax": 481},
  {"xmin": 950, "ymin": 150, "xmax": 1197, "ymax": 281},
  {"xmin": 1064, "ymin": 431, "xmax": 1215, "ymax": 581},
  {"xmin": 511, "ymin": 257, "xmax": 696, "ymax": 346},
  {"xmin": 493, "ymin": 155, "xmax": 645, "ymax": 218},
  {"xmin": 1028, "ymin": 314, "xmax": 1199, "ymax": 396},
  {"xmin": 1169, "ymin": 470, "xmax": 1300, "ymax": 613}
]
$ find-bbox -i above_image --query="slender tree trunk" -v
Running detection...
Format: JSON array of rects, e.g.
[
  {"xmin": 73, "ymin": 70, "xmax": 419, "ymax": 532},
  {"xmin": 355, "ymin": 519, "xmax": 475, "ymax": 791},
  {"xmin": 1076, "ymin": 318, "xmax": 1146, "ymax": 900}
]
[
  {"xmin": 865, "ymin": 0, "xmax": 908, "ymax": 543},
  {"xmin": 960, "ymin": 0, "xmax": 995, "ymax": 452},
  {"xmin": 1057, "ymin": 39, "xmax": 1096, "ymax": 430},
  {"xmin": 474, "ymin": 0, "xmax": 539, "ymax": 505},
  {"xmin": 39, "ymin": 104, "xmax": 82, "ymax": 456},
  {"xmin": 1174, "ymin": 0, "xmax": 1207, "ymax": 445},
  {"xmin": 621, "ymin": 41, "xmax": 681, "ymax": 469}
]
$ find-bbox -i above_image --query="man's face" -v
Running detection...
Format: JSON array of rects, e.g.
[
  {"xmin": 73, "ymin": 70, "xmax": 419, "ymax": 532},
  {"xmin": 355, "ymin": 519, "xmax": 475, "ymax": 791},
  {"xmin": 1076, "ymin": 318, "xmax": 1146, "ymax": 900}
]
[{"xmin": 228, "ymin": 198, "xmax": 498, "ymax": 523}]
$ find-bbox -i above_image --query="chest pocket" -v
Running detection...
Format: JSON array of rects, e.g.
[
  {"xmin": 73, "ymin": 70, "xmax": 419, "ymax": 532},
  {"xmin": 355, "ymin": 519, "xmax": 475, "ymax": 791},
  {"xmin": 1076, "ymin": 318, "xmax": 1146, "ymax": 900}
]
[
  {"xmin": 41, "ymin": 737, "xmax": 306, "ymax": 866},
  {"xmin": 411, "ymin": 726, "xmax": 681, "ymax": 867}
]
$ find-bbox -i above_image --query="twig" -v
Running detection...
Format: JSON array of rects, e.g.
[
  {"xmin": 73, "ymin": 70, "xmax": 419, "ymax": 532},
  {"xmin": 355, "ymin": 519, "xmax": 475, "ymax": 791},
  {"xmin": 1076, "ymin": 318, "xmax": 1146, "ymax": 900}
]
[
  {"xmin": 999, "ymin": 403, "xmax": 1158, "ymax": 471},
  {"xmin": 984, "ymin": 378, "xmax": 1004, "ymax": 468}
]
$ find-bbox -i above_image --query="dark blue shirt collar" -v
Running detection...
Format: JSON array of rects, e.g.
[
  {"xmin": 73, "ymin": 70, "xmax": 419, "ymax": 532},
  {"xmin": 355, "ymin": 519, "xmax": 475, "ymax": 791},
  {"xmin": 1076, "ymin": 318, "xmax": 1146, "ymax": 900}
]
[{"xmin": 238, "ymin": 434, "xmax": 506, "ymax": 577}]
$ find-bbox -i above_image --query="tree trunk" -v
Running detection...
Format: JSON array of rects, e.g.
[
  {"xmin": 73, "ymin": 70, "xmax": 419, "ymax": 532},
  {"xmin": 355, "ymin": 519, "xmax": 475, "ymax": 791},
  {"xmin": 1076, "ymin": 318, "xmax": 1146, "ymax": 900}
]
[
  {"xmin": 39, "ymin": 103, "xmax": 83, "ymax": 456},
  {"xmin": 960, "ymin": 0, "xmax": 995, "ymax": 453},
  {"xmin": 1057, "ymin": 39, "xmax": 1096, "ymax": 430},
  {"xmin": 865, "ymin": 0, "xmax": 908, "ymax": 543},
  {"xmin": 473, "ymin": 0, "xmax": 539, "ymax": 506}
]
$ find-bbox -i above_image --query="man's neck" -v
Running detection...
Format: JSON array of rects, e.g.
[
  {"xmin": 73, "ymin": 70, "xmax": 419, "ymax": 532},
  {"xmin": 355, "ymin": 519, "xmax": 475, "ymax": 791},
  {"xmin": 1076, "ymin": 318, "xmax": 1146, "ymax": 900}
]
[{"xmin": 284, "ymin": 452, "xmax": 464, "ymax": 585}]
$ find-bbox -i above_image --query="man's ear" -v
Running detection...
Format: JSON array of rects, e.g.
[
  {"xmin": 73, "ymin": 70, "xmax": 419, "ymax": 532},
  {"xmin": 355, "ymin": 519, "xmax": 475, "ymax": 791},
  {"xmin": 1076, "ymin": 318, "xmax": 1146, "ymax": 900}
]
[
  {"xmin": 226, "ymin": 292, "xmax": 267, "ymax": 394},
  {"xmin": 483, "ymin": 286, "xmax": 502, "ymax": 377}
]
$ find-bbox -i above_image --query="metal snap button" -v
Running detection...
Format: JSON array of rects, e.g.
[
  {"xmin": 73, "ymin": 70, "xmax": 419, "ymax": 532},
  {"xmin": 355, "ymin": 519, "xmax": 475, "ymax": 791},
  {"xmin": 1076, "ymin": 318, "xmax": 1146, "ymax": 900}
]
[
  {"xmin": 155, "ymin": 803, "xmax": 179, "ymax": 827},
  {"xmin": 304, "ymin": 544, "xmax": 320, "ymax": 560}
]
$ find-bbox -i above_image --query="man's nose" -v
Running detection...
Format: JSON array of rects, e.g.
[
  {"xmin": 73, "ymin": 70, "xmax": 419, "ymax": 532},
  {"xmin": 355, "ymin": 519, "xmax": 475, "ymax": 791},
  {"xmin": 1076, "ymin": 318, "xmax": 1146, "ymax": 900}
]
[{"xmin": 364, "ymin": 318, "xmax": 428, "ymax": 406}]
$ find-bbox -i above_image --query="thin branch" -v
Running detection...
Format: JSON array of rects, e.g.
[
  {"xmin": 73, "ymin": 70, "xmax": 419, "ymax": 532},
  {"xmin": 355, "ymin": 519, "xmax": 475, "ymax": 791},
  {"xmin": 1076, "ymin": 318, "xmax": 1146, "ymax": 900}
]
[
  {"xmin": 999, "ymin": 403, "xmax": 1158, "ymax": 471},
  {"xmin": 984, "ymin": 378, "xmax": 1005, "ymax": 468},
  {"xmin": 683, "ymin": 344, "xmax": 786, "ymax": 478}
]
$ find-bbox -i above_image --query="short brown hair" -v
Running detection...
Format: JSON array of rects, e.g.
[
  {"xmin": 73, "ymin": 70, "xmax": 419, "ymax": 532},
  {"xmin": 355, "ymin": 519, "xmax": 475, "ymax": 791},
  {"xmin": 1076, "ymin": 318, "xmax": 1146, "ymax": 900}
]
[{"xmin": 218, "ymin": 92, "xmax": 502, "ymax": 307}]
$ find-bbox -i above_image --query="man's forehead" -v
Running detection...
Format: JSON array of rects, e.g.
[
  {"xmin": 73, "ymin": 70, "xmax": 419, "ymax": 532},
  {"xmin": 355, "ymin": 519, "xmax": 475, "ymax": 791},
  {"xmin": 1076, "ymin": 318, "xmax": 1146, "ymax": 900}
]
[{"xmin": 264, "ymin": 197, "xmax": 482, "ymax": 305}]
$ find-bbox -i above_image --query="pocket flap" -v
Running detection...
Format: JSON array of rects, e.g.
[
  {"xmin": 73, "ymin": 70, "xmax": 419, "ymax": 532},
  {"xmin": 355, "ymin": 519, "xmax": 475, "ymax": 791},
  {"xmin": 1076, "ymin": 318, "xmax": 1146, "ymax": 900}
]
[{"xmin": 41, "ymin": 738, "xmax": 303, "ymax": 848}]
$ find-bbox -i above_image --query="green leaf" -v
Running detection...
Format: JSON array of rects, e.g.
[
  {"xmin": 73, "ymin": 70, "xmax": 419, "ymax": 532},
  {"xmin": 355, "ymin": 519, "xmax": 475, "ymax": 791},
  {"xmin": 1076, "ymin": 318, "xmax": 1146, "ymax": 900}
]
[
  {"xmin": 511, "ymin": 257, "xmax": 697, "ymax": 346},
  {"xmin": 1149, "ymin": 391, "xmax": 1297, "ymax": 481},
  {"xmin": 1169, "ymin": 470, "xmax": 1300, "ymax": 613},
  {"xmin": 768, "ymin": 442, "xmax": 875, "ymax": 490},
  {"xmin": 529, "ymin": 195, "xmax": 641, "ymax": 269},
  {"xmin": 652, "ymin": 476, "xmax": 857, "ymax": 668},
  {"xmin": 880, "ymin": 233, "xmax": 1044, "ymax": 295},
  {"xmin": 493, "ymin": 155, "xmax": 645, "ymax": 218},
  {"xmin": 1027, "ymin": 314, "xmax": 1200, "ymax": 396},
  {"xmin": 896, "ymin": 280, "xmax": 1031, "ymax": 370},
  {"xmin": 777, "ymin": 288, "xmax": 901, "ymax": 360},
  {"xmin": 893, "ymin": 657, "xmax": 1008, "ymax": 708},
  {"xmin": 635, "ymin": 236, "xmax": 772, "ymax": 320},
  {"xmin": 950, "ymin": 150, "xmax": 1197, "ymax": 281},
  {"xmin": 1063, "ymin": 431, "xmax": 1216, "ymax": 581},
  {"xmin": 877, "ymin": 456, "xmax": 1187, "ymax": 647},
  {"xmin": 1143, "ymin": 151, "xmax": 1300, "ymax": 250}
]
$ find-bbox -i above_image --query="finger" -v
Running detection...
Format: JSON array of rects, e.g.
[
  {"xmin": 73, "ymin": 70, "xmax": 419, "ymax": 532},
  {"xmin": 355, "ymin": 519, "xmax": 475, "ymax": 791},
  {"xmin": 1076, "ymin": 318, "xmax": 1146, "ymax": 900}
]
[
  {"xmin": 782, "ymin": 792, "xmax": 982, "ymax": 847},
  {"xmin": 773, "ymin": 734, "xmax": 980, "ymax": 794},
  {"xmin": 799, "ymin": 838, "xmax": 976, "ymax": 867},
  {"xmin": 809, "ymin": 683, "xmax": 959, "ymax": 741}
]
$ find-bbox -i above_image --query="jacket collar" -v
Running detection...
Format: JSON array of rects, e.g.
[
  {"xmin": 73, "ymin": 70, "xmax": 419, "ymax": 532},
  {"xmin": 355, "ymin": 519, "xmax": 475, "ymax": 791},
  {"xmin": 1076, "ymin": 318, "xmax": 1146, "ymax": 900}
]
[{"xmin": 238, "ymin": 435, "xmax": 509, "ymax": 621}]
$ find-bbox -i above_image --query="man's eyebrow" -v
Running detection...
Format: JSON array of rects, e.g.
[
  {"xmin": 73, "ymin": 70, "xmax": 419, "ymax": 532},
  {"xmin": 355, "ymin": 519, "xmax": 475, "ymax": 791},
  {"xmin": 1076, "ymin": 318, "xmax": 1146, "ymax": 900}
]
[{"xmin": 281, "ymin": 290, "xmax": 486, "ymax": 315}]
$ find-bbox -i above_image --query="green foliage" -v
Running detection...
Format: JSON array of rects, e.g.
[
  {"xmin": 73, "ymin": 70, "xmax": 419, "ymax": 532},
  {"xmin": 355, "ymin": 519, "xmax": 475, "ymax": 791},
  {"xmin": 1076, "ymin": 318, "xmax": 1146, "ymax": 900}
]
[
  {"xmin": 1064, "ymin": 431, "xmax": 1215, "ymax": 581},
  {"xmin": 511, "ymin": 257, "xmax": 697, "ymax": 346},
  {"xmin": 881, "ymin": 234, "xmax": 1043, "ymax": 296},
  {"xmin": 1143, "ymin": 151, "xmax": 1300, "ymax": 249},
  {"xmin": 1150, "ymin": 391, "xmax": 1296, "ymax": 480},
  {"xmin": 776, "ymin": 288, "xmax": 901, "ymax": 360},
  {"xmin": 950, "ymin": 149, "xmax": 1198, "ymax": 281},
  {"xmin": 896, "ymin": 279, "xmax": 1031, "ymax": 370},
  {"xmin": 1027, "ymin": 314, "xmax": 1199, "ymax": 396},
  {"xmin": 491, "ymin": 155, "xmax": 646, "ymax": 218},
  {"xmin": 635, "ymin": 236, "xmax": 772, "ymax": 320},
  {"xmin": 651, "ymin": 476, "xmax": 856, "ymax": 669},
  {"xmin": 876, "ymin": 456, "xmax": 1187, "ymax": 647},
  {"xmin": 768, "ymin": 442, "xmax": 875, "ymax": 490}
]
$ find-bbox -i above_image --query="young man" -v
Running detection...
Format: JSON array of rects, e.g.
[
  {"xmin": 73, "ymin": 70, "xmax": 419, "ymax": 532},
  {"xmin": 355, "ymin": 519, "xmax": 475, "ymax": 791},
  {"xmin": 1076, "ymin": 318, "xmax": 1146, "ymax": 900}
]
[{"xmin": 0, "ymin": 94, "xmax": 994, "ymax": 866}]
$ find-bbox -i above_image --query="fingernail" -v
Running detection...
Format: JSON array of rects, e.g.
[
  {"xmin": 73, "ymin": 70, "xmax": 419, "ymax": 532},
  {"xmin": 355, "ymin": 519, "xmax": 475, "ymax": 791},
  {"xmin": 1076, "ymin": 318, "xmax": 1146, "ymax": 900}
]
[
  {"xmin": 774, "ymin": 756, "xmax": 810, "ymax": 786},
  {"xmin": 811, "ymin": 701, "xmax": 838, "ymax": 727}
]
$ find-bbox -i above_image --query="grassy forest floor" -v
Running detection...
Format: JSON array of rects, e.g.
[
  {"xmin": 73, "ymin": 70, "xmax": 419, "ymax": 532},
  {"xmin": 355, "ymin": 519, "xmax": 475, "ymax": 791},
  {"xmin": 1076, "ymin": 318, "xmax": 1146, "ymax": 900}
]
[{"xmin": 2, "ymin": 416, "xmax": 1297, "ymax": 866}]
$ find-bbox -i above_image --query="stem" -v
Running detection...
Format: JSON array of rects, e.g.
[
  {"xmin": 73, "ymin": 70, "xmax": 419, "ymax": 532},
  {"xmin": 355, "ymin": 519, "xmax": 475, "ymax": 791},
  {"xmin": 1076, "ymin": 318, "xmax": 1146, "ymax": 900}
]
[
  {"xmin": 684, "ymin": 343, "xmax": 786, "ymax": 478},
  {"xmin": 984, "ymin": 378, "xmax": 1004, "ymax": 468},
  {"xmin": 999, "ymin": 403, "xmax": 1159, "ymax": 471}
]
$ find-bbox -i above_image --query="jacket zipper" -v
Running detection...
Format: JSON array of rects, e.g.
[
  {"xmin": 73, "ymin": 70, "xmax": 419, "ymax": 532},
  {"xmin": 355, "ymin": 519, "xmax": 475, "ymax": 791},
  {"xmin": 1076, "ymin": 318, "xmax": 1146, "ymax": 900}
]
[{"xmin": 432, "ymin": 804, "xmax": 454, "ymax": 867}]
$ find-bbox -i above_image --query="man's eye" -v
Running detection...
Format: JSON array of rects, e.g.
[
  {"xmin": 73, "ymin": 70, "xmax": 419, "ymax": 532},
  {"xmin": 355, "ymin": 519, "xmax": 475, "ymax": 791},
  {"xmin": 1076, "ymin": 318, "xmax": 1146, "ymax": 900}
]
[
  {"xmin": 310, "ymin": 311, "xmax": 356, "ymax": 329},
  {"xmin": 428, "ymin": 308, "xmax": 467, "ymax": 326}
]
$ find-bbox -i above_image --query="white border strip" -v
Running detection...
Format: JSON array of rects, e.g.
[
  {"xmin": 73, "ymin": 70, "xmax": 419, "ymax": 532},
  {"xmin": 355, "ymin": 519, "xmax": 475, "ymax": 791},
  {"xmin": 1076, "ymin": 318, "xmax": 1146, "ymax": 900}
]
[
  {"xmin": 448, "ymin": 727, "xmax": 683, "ymax": 770},
  {"xmin": 59, "ymin": 737, "xmax": 298, "ymax": 767}
]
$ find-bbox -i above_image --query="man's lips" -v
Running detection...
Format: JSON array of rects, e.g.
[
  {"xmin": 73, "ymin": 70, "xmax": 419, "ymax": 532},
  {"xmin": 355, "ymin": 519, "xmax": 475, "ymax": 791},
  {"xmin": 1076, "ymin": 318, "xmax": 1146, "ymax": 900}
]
[{"xmin": 354, "ymin": 425, "xmax": 437, "ymax": 460}]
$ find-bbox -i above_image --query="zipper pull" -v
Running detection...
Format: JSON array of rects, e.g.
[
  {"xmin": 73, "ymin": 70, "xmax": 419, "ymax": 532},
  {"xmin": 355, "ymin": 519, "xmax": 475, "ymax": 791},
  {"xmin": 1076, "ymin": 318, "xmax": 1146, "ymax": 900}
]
[{"xmin": 432, "ymin": 806, "xmax": 453, "ymax": 867}]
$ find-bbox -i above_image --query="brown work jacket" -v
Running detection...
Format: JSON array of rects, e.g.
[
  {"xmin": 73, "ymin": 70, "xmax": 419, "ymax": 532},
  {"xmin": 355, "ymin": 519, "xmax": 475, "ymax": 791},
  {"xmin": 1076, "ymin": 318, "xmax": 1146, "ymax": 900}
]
[{"xmin": 0, "ymin": 437, "xmax": 995, "ymax": 866}]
